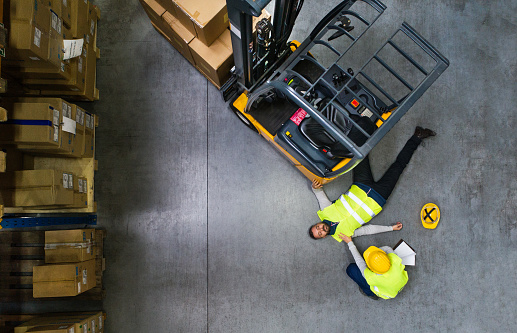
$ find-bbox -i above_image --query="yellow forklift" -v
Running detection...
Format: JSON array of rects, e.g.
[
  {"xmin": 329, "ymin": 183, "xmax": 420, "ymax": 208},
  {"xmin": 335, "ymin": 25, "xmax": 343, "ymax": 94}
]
[{"xmin": 222, "ymin": 0, "xmax": 449, "ymax": 184}]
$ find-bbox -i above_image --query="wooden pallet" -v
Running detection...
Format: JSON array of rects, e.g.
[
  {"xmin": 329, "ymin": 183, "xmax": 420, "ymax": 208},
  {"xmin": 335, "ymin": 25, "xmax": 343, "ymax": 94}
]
[{"xmin": 0, "ymin": 229, "xmax": 106, "ymax": 302}]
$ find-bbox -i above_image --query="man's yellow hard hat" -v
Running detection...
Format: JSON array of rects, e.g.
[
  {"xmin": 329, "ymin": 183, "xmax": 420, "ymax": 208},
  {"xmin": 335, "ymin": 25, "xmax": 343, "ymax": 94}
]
[
  {"xmin": 363, "ymin": 246, "xmax": 391, "ymax": 274},
  {"xmin": 421, "ymin": 203, "xmax": 440, "ymax": 229}
]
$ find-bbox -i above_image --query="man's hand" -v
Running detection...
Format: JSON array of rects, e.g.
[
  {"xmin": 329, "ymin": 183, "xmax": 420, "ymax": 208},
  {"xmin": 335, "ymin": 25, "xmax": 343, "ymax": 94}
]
[
  {"xmin": 392, "ymin": 222, "xmax": 403, "ymax": 231},
  {"xmin": 338, "ymin": 233, "xmax": 352, "ymax": 243},
  {"xmin": 312, "ymin": 179, "xmax": 323, "ymax": 189}
]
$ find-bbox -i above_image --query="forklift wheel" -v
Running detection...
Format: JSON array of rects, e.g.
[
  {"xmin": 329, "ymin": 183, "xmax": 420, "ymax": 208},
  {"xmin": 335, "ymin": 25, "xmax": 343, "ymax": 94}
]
[{"xmin": 232, "ymin": 108, "xmax": 258, "ymax": 133}]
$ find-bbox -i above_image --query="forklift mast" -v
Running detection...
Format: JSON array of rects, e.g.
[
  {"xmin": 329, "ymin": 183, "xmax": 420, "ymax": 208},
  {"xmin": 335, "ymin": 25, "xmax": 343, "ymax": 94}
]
[{"xmin": 225, "ymin": 0, "xmax": 302, "ymax": 95}]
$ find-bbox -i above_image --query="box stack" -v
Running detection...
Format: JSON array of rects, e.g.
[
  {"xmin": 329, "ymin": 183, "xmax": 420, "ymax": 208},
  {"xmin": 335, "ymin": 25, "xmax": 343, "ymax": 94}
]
[
  {"xmin": 3, "ymin": 0, "xmax": 100, "ymax": 101},
  {"xmin": 32, "ymin": 229, "xmax": 97, "ymax": 298},
  {"xmin": 139, "ymin": 0, "xmax": 264, "ymax": 89},
  {"xmin": 14, "ymin": 311, "xmax": 105, "ymax": 333}
]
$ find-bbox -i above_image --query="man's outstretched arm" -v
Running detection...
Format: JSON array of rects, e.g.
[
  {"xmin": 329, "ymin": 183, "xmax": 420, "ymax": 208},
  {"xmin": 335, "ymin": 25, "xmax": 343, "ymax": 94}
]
[
  {"xmin": 353, "ymin": 222, "xmax": 403, "ymax": 237},
  {"xmin": 311, "ymin": 180, "xmax": 332, "ymax": 210}
]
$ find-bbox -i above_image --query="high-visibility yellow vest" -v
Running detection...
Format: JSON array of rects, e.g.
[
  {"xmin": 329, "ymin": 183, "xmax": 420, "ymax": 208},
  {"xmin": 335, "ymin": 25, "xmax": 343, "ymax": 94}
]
[
  {"xmin": 364, "ymin": 253, "xmax": 408, "ymax": 299},
  {"xmin": 316, "ymin": 185, "xmax": 383, "ymax": 242}
]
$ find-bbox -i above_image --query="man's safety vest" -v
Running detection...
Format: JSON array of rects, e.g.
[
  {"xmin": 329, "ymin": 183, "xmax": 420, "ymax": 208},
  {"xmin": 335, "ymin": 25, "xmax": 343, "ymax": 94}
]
[
  {"xmin": 317, "ymin": 185, "xmax": 383, "ymax": 242},
  {"xmin": 364, "ymin": 253, "xmax": 408, "ymax": 299}
]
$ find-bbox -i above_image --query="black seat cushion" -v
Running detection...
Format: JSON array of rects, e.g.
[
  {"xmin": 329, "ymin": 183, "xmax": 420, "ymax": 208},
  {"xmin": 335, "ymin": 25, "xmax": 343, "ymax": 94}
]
[{"xmin": 299, "ymin": 113, "xmax": 377, "ymax": 159}]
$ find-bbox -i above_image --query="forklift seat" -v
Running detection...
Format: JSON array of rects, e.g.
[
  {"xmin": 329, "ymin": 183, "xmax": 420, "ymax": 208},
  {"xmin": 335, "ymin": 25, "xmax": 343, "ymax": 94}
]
[{"xmin": 299, "ymin": 110, "xmax": 377, "ymax": 159}]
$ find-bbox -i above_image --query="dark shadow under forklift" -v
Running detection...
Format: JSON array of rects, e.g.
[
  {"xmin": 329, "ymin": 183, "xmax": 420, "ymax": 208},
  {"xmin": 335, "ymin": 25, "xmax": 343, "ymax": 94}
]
[{"xmin": 221, "ymin": 0, "xmax": 449, "ymax": 184}]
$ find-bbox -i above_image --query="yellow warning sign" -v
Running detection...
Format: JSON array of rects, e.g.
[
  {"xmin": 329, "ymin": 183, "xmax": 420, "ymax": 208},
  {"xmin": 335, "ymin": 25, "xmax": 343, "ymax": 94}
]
[{"xmin": 421, "ymin": 203, "xmax": 440, "ymax": 229}]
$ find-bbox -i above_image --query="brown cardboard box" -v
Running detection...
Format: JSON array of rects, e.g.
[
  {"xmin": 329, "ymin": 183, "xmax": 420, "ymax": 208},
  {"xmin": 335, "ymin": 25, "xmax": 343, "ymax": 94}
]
[
  {"xmin": 86, "ymin": 2, "xmax": 99, "ymax": 48},
  {"xmin": 14, "ymin": 312, "xmax": 103, "ymax": 333},
  {"xmin": 6, "ymin": 186, "xmax": 74, "ymax": 206},
  {"xmin": 83, "ymin": 112, "xmax": 95, "ymax": 158},
  {"xmin": 171, "ymin": 0, "xmax": 228, "ymax": 46},
  {"xmin": 0, "ymin": 102, "xmax": 60, "ymax": 147},
  {"xmin": 139, "ymin": 0, "xmax": 165, "ymax": 25},
  {"xmin": 161, "ymin": 12, "xmax": 195, "ymax": 65},
  {"xmin": 156, "ymin": 0, "xmax": 176, "ymax": 15},
  {"xmin": 49, "ymin": 0, "xmax": 72, "ymax": 28},
  {"xmin": 45, "ymin": 229, "xmax": 95, "ymax": 263},
  {"xmin": 70, "ymin": 0, "xmax": 89, "ymax": 39},
  {"xmin": 7, "ymin": 0, "xmax": 51, "ymax": 67},
  {"xmin": 0, "ymin": 169, "xmax": 73, "ymax": 189},
  {"xmin": 33, "ymin": 259, "xmax": 96, "ymax": 297},
  {"xmin": 26, "ymin": 324, "xmax": 75, "ymax": 333},
  {"xmin": 190, "ymin": 29, "xmax": 233, "ymax": 88}
]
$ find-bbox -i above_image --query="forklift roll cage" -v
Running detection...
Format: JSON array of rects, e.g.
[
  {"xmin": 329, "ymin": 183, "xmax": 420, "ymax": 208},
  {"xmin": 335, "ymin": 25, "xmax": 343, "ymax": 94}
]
[{"xmin": 224, "ymin": 0, "xmax": 449, "ymax": 182}]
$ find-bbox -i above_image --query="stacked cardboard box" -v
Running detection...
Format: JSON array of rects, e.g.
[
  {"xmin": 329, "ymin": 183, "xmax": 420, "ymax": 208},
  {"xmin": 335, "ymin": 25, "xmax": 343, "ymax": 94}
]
[
  {"xmin": 15, "ymin": 311, "xmax": 105, "ymax": 333},
  {"xmin": 0, "ymin": 169, "xmax": 88, "ymax": 208},
  {"xmin": 0, "ymin": 98, "xmax": 94, "ymax": 158},
  {"xmin": 31, "ymin": 229, "xmax": 97, "ymax": 298},
  {"xmin": 140, "ymin": 0, "xmax": 238, "ymax": 88},
  {"xmin": 3, "ymin": 0, "xmax": 100, "ymax": 101}
]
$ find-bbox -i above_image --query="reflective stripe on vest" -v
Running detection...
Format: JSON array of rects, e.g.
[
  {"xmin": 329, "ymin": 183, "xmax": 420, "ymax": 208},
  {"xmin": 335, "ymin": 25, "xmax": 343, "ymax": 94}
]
[
  {"xmin": 345, "ymin": 190, "xmax": 376, "ymax": 218},
  {"xmin": 339, "ymin": 195, "xmax": 366, "ymax": 225}
]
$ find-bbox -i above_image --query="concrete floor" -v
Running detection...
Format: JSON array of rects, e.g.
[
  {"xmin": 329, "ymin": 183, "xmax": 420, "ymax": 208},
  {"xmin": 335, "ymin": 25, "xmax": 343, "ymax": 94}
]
[{"xmin": 8, "ymin": 0, "xmax": 517, "ymax": 332}]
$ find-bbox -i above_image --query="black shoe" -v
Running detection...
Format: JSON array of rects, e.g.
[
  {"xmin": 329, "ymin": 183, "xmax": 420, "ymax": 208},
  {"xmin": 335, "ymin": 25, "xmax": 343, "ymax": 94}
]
[
  {"xmin": 358, "ymin": 286, "xmax": 379, "ymax": 300},
  {"xmin": 414, "ymin": 126, "xmax": 436, "ymax": 140}
]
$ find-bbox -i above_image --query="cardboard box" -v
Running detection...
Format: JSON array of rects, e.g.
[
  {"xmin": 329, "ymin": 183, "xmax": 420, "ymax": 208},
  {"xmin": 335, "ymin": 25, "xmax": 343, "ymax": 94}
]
[
  {"xmin": 162, "ymin": 12, "xmax": 195, "ymax": 65},
  {"xmin": 70, "ymin": 0, "xmax": 89, "ymax": 39},
  {"xmin": 139, "ymin": 0, "xmax": 166, "ymax": 26},
  {"xmin": 0, "ymin": 102, "xmax": 61, "ymax": 147},
  {"xmin": 45, "ymin": 229, "xmax": 95, "ymax": 263},
  {"xmin": 33, "ymin": 259, "xmax": 96, "ymax": 297},
  {"xmin": 86, "ymin": 2, "xmax": 99, "ymax": 48},
  {"xmin": 7, "ymin": 0, "xmax": 51, "ymax": 67},
  {"xmin": 26, "ymin": 324, "xmax": 75, "ymax": 333},
  {"xmin": 14, "ymin": 312, "xmax": 103, "ymax": 333},
  {"xmin": 83, "ymin": 112, "xmax": 95, "ymax": 158},
  {"xmin": 171, "ymin": 0, "xmax": 228, "ymax": 46},
  {"xmin": 49, "ymin": 0, "xmax": 72, "ymax": 28},
  {"xmin": 5, "ymin": 186, "xmax": 74, "ymax": 207},
  {"xmin": 190, "ymin": 29, "xmax": 233, "ymax": 88},
  {"xmin": 0, "ymin": 169, "xmax": 73, "ymax": 189}
]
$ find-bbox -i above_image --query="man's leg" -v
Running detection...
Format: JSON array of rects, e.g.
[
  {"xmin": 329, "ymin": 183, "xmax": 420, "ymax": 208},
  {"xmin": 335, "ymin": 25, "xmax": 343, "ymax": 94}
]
[
  {"xmin": 352, "ymin": 155, "xmax": 375, "ymax": 188},
  {"xmin": 372, "ymin": 135, "xmax": 422, "ymax": 200},
  {"xmin": 346, "ymin": 263, "xmax": 376, "ymax": 297}
]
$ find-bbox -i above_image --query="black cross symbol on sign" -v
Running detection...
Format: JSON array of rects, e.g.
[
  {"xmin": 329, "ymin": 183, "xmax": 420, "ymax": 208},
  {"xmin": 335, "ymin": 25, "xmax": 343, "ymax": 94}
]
[{"xmin": 423, "ymin": 208, "xmax": 436, "ymax": 222}]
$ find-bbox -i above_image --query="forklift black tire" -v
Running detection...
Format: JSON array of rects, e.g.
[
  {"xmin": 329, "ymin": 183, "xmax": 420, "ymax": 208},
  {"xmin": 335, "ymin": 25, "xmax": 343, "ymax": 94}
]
[{"xmin": 233, "ymin": 109, "xmax": 258, "ymax": 133}]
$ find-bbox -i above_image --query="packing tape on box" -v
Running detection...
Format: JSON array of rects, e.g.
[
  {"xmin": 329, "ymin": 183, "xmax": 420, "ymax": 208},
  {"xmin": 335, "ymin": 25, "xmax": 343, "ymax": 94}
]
[{"xmin": 44, "ymin": 241, "xmax": 95, "ymax": 249}]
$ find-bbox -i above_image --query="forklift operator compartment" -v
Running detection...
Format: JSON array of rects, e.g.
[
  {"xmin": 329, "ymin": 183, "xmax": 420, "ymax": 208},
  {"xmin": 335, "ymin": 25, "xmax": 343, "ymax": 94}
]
[{"xmin": 226, "ymin": 0, "xmax": 449, "ymax": 181}]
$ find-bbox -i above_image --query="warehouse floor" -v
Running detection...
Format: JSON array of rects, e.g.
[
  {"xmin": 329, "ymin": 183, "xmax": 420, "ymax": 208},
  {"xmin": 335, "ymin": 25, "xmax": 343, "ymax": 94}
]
[{"xmin": 7, "ymin": 0, "xmax": 517, "ymax": 332}]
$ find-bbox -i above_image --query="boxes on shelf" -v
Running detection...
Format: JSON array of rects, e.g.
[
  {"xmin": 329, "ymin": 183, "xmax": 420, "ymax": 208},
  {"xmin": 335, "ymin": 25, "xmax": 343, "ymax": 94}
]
[
  {"xmin": 189, "ymin": 29, "xmax": 233, "ymax": 88},
  {"xmin": 70, "ymin": 0, "xmax": 90, "ymax": 39},
  {"xmin": 32, "ymin": 259, "xmax": 96, "ymax": 297},
  {"xmin": 45, "ymin": 229, "xmax": 96, "ymax": 263},
  {"xmin": 14, "ymin": 311, "xmax": 104, "ymax": 333}
]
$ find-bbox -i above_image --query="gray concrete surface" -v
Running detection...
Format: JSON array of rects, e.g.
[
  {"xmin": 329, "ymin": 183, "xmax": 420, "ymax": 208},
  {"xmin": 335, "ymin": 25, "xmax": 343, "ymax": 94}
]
[{"xmin": 7, "ymin": 0, "xmax": 516, "ymax": 332}]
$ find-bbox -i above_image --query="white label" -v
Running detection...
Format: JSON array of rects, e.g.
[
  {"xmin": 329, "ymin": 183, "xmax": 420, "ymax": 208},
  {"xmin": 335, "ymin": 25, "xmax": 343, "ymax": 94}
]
[
  {"xmin": 58, "ymin": 326, "xmax": 68, "ymax": 329},
  {"xmin": 63, "ymin": 116, "xmax": 77, "ymax": 134},
  {"xmin": 91, "ymin": 320, "xmax": 95, "ymax": 333},
  {"xmin": 68, "ymin": 174, "xmax": 73, "ymax": 189},
  {"xmin": 69, "ymin": 328, "xmax": 74, "ymax": 333},
  {"xmin": 61, "ymin": 62, "xmax": 66, "ymax": 72},
  {"xmin": 90, "ymin": 20, "xmax": 95, "ymax": 35},
  {"xmin": 85, "ymin": 114, "xmax": 92, "ymax": 129},
  {"xmin": 83, "ymin": 323, "xmax": 87, "ymax": 333},
  {"xmin": 63, "ymin": 39, "xmax": 84, "ymax": 60},
  {"xmin": 53, "ymin": 109, "xmax": 60, "ymax": 125},
  {"xmin": 34, "ymin": 27, "xmax": 41, "ymax": 47},
  {"xmin": 63, "ymin": 0, "xmax": 67, "ymax": 5},
  {"xmin": 82, "ymin": 269, "xmax": 87, "ymax": 284},
  {"xmin": 78, "ymin": 282, "xmax": 81, "ymax": 293},
  {"xmin": 63, "ymin": 173, "xmax": 68, "ymax": 187},
  {"xmin": 78, "ymin": 179, "xmax": 83, "ymax": 193},
  {"xmin": 68, "ymin": 105, "xmax": 73, "ymax": 117},
  {"xmin": 53, "ymin": 125, "xmax": 59, "ymax": 142},
  {"xmin": 51, "ymin": 12, "xmax": 58, "ymax": 31},
  {"xmin": 84, "ymin": 0, "xmax": 87, "ymax": 3},
  {"xmin": 79, "ymin": 111, "xmax": 84, "ymax": 126},
  {"xmin": 99, "ymin": 316, "xmax": 102, "ymax": 329},
  {"xmin": 29, "ymin": 56, "xmax": 40, "ymax": 61},
  {"xmin": 86, "ymin": 245, "xmax": 90, "ymax": 254},
  {"xmin": 83, "ymin": 180, "xmax": 87, "ymax": 191},
  {"xmin": 58, "ymin": 18, "xmax": 62, "ymax": 34},
  {"xmin": 62, "ymin": 102, "xmax": 68, "ymax": 116},
  {"xmin": 86, "ymin": 34, "xmax": 90, "ymax": 44},
  {"xmin": 78, "ymin": 57, "xmax": 83, "ymax": 73}
]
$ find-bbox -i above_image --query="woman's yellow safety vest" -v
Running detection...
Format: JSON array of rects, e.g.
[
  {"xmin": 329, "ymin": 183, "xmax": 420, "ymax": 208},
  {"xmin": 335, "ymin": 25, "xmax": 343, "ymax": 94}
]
[
  {"xmin": 316, "ymin": 185, "xmax": 383, "ymax": 242},
  {"xmin": 364, "ymin": 253, "xmax": 408, "ymax": 299}
]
